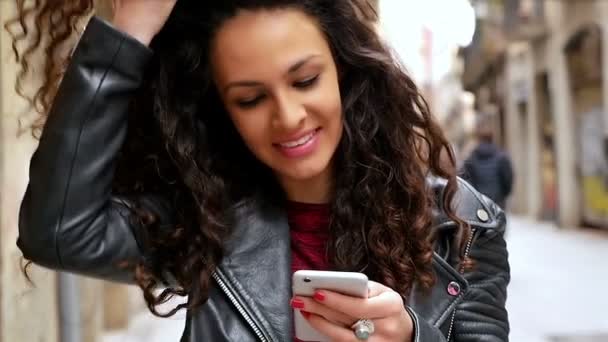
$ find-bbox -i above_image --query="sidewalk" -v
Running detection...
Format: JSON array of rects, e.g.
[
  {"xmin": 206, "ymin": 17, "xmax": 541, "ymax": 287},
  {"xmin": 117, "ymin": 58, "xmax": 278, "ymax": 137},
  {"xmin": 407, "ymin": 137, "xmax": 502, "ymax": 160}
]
[
  {"xmin": 505, "ymin": 216, "xmax": 608, "ymax": 342},
  {"xmin": 102, "ymin": 300, "xmax": 185, "ymax": 342}
]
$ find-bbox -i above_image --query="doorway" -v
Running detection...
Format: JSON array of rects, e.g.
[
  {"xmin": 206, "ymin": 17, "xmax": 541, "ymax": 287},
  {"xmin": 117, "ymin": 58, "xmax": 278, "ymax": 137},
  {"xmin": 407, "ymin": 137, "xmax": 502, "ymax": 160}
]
[{"xmin": 565, "ymin": 24, "xmax": 608, "ymax": 227}]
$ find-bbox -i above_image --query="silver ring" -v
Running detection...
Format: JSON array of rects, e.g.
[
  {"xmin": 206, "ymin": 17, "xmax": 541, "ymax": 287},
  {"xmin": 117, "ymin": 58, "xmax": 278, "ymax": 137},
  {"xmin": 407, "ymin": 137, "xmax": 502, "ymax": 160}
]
[{"xmin": 351, "ymin": 319, "xmax": 375, "ymax": 340}]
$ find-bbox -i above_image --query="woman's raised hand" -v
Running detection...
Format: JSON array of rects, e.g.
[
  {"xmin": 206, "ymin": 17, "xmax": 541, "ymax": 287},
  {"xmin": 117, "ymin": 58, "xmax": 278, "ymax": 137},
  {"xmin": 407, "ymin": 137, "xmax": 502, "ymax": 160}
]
[{"xmin": 111, "ymin": 0, "xmax": 178, "ymax": 46}]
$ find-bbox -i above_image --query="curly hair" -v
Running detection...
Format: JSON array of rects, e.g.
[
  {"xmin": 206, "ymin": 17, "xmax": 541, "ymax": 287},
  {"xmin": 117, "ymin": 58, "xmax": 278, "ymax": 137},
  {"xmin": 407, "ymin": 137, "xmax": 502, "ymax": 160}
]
[{"xmin": 7, "ymin": 0, "xmax": 469, "ymax": 317}]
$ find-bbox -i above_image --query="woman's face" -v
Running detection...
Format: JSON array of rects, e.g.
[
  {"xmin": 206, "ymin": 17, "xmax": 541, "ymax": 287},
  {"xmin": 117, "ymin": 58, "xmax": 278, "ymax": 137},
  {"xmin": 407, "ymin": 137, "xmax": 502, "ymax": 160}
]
[{"xmin": 211, "ymin": 8, "xmax": 343, "ymax": 202}]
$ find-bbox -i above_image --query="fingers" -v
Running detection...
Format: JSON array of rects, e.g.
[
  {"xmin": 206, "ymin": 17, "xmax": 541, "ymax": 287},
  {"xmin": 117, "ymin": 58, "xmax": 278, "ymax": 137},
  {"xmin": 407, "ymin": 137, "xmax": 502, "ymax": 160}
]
[
  {"xmin": 367, "ymin": 280, "xmax": 387, "ymax": 298},
  {"xmin": 305, "ymin": 313, "xmax": 360, "ymax": 342},
  {"xmin": 313, "ymin": 281, "xmax": 404, "ymax": 319},
  {"xmin": 293, "ymin": 281, "xmax": 411, "ymax": 341},
  {"xmin": 291, "ymin": 297, "xmax": 354, "ymax": 326}
]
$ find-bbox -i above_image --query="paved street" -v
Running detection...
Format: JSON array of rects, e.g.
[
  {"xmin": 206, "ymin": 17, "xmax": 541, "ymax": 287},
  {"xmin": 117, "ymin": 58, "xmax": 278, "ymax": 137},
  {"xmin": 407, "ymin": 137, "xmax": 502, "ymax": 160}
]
[
  {"xmin": 103, "ymin": 215, "xmax": 608, "ymax": 342},
  {"xmin": 506, "ymin": 216, "xmax": 608, "ymax": 342}
]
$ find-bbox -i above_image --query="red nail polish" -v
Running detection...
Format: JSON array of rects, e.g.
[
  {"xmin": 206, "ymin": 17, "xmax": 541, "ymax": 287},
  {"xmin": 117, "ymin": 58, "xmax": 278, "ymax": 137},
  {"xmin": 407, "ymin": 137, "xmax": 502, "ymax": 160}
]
[
  {"xmin": 313, "ymin": 291, "xmax": 326, "ymax": 301},
  {"xmin": 290, "ymin": 298, "xmax": 305, "ymax": 309},
  {"xmin": 301, "ymin": 311, "xmax": 311, "ymax": 319}
]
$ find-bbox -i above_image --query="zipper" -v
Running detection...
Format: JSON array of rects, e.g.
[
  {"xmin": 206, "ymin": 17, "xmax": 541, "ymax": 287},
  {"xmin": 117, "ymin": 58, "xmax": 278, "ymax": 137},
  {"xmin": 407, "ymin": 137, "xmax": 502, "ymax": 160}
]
[
  {"xmin": 445, "ymin": 228, "xmax": 476, "ymax": 341},
  {"xmin": 212, "ymin": 270, "xmax": 273, "ymax": 342}
]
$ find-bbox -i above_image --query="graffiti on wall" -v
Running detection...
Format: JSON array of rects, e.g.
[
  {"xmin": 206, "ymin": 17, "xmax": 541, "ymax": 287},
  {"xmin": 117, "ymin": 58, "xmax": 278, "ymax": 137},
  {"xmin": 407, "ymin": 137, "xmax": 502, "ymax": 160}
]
[{"xmin": 579, "ymin": 106, "xmax": 608, "ymax": 225}]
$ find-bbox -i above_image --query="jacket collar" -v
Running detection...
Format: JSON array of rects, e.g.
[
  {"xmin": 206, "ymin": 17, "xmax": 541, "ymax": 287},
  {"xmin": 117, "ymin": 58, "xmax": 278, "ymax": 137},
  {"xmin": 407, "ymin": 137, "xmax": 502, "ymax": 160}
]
[{"xmin": 427, "ymin": 175, "xmax": 500, "ymax": 230}]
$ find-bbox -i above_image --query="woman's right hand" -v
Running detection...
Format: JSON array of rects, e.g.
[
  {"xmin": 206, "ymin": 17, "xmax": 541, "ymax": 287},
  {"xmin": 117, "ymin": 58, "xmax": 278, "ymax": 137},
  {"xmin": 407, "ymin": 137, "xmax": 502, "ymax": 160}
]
[{"xmin": 111, "ymin": 0, "xmax": 178, "ymax": 46}]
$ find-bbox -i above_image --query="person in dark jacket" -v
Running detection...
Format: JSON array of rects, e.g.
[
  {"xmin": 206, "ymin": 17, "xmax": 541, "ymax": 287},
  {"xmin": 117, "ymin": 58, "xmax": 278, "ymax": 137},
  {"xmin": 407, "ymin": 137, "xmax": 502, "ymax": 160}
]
[
  {"xmin": 11, "ymin": 1, "xmax": 509, "ymax": 341},
  {"xmin": 462, "ymin": 122, "xmax": 514, "ymax": 209}
]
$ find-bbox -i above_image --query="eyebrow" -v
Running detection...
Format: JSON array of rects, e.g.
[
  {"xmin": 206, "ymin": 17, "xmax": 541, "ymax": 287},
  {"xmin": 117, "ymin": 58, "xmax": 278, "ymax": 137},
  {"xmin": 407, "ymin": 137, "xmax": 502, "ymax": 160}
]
[
  {"xmin": 288, "ymin": 54, "xmax": 319, "ymax": 73},
  {"xmin": 223, "ymin": 54, "xmax": 321, "ymax": 93}
]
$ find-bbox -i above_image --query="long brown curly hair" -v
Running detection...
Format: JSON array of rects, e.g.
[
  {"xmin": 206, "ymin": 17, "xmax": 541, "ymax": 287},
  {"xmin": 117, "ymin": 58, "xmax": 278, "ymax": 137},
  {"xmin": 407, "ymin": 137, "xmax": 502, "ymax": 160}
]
[{"xmin": 7, "ymin": 0, "xmax": 468, "ymax": 317}]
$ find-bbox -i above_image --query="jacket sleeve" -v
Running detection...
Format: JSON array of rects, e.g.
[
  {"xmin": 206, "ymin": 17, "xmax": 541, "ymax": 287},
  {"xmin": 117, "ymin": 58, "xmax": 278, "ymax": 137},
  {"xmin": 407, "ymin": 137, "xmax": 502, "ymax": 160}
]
[
  {"xmin": 17, "ymin": 16, "xmax": 173, "ymax": 284},
  {"xmin": 409, "ymin": 200, "xmax": 510, "ymax": 342}
]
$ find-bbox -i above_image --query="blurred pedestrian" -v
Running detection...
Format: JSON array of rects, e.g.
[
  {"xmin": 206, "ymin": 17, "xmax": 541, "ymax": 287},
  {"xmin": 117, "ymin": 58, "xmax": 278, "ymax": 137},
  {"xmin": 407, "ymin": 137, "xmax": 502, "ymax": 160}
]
[
  {"xmin": 462, "ymin": 119, "xmax": 514, "ymax": 209},
  {"xmin": 11, "ymin": 1, "xmax": 509, "ymax": 341}
]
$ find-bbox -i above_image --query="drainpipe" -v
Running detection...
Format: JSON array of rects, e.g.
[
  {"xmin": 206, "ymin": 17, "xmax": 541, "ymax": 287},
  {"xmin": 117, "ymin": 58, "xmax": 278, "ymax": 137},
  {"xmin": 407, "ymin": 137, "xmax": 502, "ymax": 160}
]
[{"xmin": 58, "ymin": 272, "xmax": 82, "ymax": 342}]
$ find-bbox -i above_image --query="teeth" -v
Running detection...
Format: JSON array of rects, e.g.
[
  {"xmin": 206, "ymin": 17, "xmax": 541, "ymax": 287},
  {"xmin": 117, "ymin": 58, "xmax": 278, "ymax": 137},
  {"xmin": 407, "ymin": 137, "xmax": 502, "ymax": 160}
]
[{"xmin": 279, "ymin": 131, "xmax": 315, "ymax": 148}]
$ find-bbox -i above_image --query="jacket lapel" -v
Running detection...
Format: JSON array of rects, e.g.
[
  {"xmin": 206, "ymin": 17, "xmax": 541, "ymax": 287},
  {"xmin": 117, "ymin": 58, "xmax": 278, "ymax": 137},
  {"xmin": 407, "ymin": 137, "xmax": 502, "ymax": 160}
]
[
  {"xmin": 407, "ymin": 252, "xmax": 469, "ymax": 332},
  {"xmin": 218, "ymin": 199, "xmax": 293, "ymax": 341}
]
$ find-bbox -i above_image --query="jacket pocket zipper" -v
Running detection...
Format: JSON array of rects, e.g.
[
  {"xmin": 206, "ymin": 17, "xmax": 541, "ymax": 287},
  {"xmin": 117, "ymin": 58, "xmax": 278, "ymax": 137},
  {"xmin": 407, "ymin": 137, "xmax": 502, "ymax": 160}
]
[
  {"xmin": 212, "ymin": 271, "xmax": 273, "ymax": 342},
  {"xmin": 445, "ymin": 227, "xmax": 476, "ymax": 341}
]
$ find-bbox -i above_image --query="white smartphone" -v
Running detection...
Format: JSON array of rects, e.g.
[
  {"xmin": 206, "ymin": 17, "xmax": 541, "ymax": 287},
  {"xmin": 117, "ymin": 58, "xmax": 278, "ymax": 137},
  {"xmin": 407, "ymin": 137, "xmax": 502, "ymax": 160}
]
[{"xmin": 292, "ymin": 270, "xmax": 369, "ymax": 342}]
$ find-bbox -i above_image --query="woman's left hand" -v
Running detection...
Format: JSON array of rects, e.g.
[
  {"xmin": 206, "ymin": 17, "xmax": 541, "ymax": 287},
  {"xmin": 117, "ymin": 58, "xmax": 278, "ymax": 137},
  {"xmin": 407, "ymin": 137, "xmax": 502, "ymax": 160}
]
[{"xmin": 291, "ymin": 281, "xmax": 414, "ymax": 341}]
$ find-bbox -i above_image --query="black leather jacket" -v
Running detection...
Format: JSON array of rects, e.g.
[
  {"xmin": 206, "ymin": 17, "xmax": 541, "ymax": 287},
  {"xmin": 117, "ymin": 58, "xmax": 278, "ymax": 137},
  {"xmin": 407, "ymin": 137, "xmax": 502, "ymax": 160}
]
[{"xmin": 18, "ymin": 17, "xmax": 510, "ymax": 342}]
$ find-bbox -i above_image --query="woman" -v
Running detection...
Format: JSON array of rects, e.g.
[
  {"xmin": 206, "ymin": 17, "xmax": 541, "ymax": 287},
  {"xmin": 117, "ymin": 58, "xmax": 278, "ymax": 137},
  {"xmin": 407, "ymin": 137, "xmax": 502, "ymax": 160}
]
[{"xmin": 10, "ymin": 0, "xmax": 510, "ymax": 341}]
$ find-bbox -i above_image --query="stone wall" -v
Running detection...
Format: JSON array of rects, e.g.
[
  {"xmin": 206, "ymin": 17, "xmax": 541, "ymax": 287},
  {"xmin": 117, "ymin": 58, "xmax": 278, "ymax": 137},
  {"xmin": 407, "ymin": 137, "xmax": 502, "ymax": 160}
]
[
  {"xmin": 0, "ymin": 2, "xmax": 109, "ymax": 341},
  {"xmin": 0, "ymin": 1, "xmax": 60, "ymax": 341}
]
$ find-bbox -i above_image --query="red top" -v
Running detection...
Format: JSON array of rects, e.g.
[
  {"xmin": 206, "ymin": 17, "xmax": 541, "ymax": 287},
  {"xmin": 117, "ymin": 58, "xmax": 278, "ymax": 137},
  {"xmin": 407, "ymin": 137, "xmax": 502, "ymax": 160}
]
[
  {"xmin": 287, "ymin": 201, "xmax": 331, "ymax": 273},
  {"xmin": 287, "ymin": 201, "xmax": 331, "ymax": 342}
]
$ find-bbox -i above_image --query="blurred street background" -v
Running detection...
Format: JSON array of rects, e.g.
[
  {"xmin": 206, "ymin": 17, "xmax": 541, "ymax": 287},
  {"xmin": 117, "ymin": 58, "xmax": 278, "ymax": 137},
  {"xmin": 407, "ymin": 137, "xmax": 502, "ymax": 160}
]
[{"xmin": 1, "ymin": 0, "xmax": 608, "ymax": 341}]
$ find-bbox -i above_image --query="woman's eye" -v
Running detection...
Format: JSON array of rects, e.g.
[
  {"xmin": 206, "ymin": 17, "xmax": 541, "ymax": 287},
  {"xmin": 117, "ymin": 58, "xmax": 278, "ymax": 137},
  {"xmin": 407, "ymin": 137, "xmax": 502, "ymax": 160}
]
[
  {"xmin": 237, "ymin": 95, "xmax": 265, "ymax": 109},
  {"xmin": 294, "ymin": 75, "xmax": 319, "ymax": 89}
]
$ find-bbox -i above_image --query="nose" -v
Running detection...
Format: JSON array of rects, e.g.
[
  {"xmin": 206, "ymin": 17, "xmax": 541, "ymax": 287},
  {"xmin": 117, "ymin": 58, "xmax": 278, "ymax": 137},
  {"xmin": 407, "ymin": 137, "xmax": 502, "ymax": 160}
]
[{"xmin": 272, "ymin": 91, "xmax": 306, "ymax": 131}]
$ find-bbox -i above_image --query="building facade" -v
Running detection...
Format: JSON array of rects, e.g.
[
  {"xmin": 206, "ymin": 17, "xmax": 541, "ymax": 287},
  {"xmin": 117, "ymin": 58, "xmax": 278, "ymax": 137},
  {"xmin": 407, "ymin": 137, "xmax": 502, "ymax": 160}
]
[{"xmin": 462, "ymin": 0, "xmax": 608, "ymax": 229}]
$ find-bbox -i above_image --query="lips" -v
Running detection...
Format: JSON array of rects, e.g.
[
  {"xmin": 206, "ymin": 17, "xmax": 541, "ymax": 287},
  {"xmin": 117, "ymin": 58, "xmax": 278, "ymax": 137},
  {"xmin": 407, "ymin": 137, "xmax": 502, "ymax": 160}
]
[
  {"xmin": 277, "ymin": 130, "xmax": 318, "ymax": 148},
  {"xmin": 273, "ymin": 128, "xmax": 321, "ymax": 158},
  {"xmin": 275, "ymin": 128, "xmax": 321, "ymax": 148}
]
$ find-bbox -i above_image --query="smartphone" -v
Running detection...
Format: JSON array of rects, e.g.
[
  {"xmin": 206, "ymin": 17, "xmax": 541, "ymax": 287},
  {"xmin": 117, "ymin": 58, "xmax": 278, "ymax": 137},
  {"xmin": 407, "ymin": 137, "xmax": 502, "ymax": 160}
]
[{"xmin": 292, "ymin": 270, "xmax": 369, "ymax": 342}]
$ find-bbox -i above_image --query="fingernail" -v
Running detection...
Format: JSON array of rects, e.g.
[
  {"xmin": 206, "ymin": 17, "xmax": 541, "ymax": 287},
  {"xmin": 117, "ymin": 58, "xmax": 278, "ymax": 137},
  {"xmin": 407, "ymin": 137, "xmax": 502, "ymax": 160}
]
[
  {"xmin": 290, "ymin": 298, "xmax": 305, "ymax": 309},
  {"xmin": 301, "ymin": 311, "xmax": 311, "ymax": 319},
  {"xmin": 313, "ymin": 291, "xmax": 326, "ymax": 301}
]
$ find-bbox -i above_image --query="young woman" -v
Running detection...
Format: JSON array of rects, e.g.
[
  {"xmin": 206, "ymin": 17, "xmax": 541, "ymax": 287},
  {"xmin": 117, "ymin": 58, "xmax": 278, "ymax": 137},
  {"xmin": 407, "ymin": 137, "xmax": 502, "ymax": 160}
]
[{"xmin": 11, "ymin": 0, "xmax": 510, "ymax": 341}]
